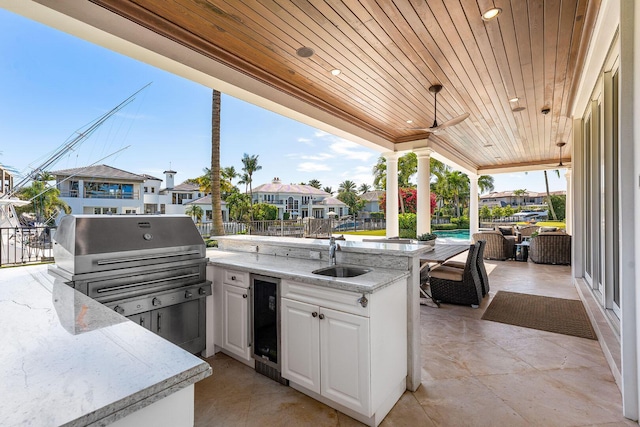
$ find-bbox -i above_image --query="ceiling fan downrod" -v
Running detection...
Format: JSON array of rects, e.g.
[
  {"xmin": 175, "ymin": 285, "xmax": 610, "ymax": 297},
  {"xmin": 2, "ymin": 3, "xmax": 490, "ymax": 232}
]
[{"xmin": 429, "ymin": 84, "xmax": 443, "ymax": 129}]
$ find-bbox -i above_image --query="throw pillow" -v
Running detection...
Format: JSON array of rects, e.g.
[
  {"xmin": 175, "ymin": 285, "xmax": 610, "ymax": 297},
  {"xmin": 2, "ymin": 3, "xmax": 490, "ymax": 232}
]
[{"xmin": 498, "ymin": 226, "xmax": 513, "ymax": 236}]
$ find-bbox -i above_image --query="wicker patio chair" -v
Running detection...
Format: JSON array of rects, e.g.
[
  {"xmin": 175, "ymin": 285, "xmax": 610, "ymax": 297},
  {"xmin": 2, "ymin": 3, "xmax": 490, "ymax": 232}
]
[
  {"xmin": 529, "ymin": 232, "xmax": 571, "ymax": 265},
  {"xmin": 472, "ymin": 232, "xmax": 515, "ymax": 260},
  {"xmin": 443, "ymin": 240, "xmax": 489, "ymax": 296},
  {"xmin": 429, "ymin": 243, "xmax": 483, "ymax": 307},
  {"xmin": 517, "ymin": 225, "xmax": 539, "ymax": 241}
]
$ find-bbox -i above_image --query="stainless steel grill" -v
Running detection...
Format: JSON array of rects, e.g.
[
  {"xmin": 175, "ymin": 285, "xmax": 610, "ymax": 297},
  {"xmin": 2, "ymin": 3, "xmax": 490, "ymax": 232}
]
[{"xmin": 48, "ymin": 214, "xmax": 212, "ymax": 354}]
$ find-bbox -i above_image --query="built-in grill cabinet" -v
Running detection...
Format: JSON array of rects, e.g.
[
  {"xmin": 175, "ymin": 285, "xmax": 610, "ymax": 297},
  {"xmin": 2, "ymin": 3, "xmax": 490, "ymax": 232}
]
[{"xmin": 48, "ymin": 214, "xmax": 212, "ymax": 354}]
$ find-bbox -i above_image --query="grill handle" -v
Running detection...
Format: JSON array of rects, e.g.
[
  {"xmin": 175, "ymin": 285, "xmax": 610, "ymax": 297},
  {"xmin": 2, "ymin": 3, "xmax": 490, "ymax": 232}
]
[
  {"xmin": 96, "ymin": 250, "xmax": 202, "ymax": 266},
  {"xmin": 96, "ymin": 273, "xmax": 201, "ymax": 294}
]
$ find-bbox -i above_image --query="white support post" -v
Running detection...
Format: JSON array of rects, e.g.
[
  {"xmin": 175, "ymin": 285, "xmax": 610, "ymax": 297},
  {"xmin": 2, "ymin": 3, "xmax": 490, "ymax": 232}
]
[
  {"xmin": 415, "ymin": 148, "xmax": 433, "ymax": 236},
  {"xmin": 383, "ymin": 152, "xmax": 400, "ymax": 238},
  {"xmin": 468, "ymin": 174, "xmax": 479, "ymax": 237},
  {"xmin": 564, "ymin": 169, "xmax": 572, "ymax": 235}
]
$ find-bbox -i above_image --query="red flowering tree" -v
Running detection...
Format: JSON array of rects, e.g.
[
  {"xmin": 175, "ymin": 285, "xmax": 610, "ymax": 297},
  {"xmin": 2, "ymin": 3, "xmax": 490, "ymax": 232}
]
[{"xmin": 379, "ymin": 189, "xmax": 436, "ymax": 214}]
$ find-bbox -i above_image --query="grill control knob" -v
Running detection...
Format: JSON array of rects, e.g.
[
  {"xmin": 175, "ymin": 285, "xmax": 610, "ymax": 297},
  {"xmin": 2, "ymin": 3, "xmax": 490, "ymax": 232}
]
[
  {"xmin": 198, "ymin": 287, "xmax": 207, "ymax": 295},
  {"xmin": 185, "ymin": 290, "xmax": 193, "ymax": 299},
  {"xmin": 114, "ymin": 305, "xmax": 124, "ymax": 315},
  {"xmin": 152, "ymin": 297, "xmax": 161, "ymax": 306}
]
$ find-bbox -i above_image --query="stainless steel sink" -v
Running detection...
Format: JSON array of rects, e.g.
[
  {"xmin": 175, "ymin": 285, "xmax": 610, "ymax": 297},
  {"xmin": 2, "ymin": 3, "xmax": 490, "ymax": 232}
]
[{"xmin": 311, "ymin": 265, "xmax": 371, "ymax": 278}]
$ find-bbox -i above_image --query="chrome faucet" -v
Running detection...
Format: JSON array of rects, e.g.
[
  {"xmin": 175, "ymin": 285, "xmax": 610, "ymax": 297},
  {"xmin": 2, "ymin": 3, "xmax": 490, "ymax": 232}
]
[{"xmin": 329, "ymin": 236, "xmax": 340, "ymax": 265}]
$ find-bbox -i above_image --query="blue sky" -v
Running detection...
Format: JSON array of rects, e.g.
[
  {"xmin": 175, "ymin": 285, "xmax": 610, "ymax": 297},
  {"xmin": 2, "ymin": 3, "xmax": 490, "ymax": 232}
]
[{"xmin": 0, "ymin": 8, "xmax": 566, "ymax": 194}]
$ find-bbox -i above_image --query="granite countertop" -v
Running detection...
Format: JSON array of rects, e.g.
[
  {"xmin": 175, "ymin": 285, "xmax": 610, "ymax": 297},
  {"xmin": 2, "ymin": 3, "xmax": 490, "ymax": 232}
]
[
  {"xmin": 0, "ymin": 265, "xmax": 211, "ymax": 427},
  {"xmin": 214, "ymin": 234, "xmax": 432, "ymax": 256},
  {"xmin": 206, "ymin": 249, "xmax": 410, "ymax": 294}
]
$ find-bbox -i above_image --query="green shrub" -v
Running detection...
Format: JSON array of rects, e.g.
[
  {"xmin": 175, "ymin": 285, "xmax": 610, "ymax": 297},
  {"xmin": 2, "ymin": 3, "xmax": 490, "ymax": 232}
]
[
  {"xmin": 399, "ymin": 228, "xmax": 416, "ymax": 239},
  {"xmin": 205, "ymin": 239, "xmax": 218, "ymax": 248},
  {"xmin": 398, "ymin": 213, "xmax": 417, "ymax": 230},
  {"xmin": 370, "ymin": 212, "xmax": 385, "ymax": 220}
]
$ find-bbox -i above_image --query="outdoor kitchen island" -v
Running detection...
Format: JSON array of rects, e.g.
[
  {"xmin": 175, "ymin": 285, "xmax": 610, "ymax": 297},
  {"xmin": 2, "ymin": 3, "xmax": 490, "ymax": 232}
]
[
  {"xmin": 205, "ymin": 235, "xmax": 431, "ymax": 427},
  {"xmin": 0, "ymin": 265, "xmax": 211, "ymax": 427}
]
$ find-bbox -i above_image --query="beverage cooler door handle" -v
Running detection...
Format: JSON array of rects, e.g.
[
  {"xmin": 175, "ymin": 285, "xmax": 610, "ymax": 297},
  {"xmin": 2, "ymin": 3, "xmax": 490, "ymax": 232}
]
[
  {"xmin": 157, "ymin": 312, "xmax": 162, "ymax": 333},
  {"xmin": 247, "ymin": 288, "xmax": 252, "ymax": 348}
]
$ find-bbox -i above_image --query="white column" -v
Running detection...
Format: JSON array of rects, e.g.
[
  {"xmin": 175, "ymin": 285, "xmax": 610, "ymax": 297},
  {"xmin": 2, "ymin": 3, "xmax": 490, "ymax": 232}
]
[
  {"xmin": 620, "ymin": 0, "xmax": 639, "ymax": 419},
  {"xmin": 468, "ymin": 174, "xmax": 479, "ymax": 237},
  {"xmin": 383, "ymin": 152, "xmax": 400, "ymax": 238},
  {"xmin": 564, "ymin": 169, "xmax": 572, "ymax": 235},
  {"xmin": 415, "ymin": 148, "xmax": 433, "ymax": 236}
]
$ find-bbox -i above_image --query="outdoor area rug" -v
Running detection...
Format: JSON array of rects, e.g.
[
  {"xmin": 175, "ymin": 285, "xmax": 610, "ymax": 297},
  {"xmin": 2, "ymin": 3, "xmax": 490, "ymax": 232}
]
[{"xmin": 482, "ymin": 291, "xmax": 597, "ymax": 340}]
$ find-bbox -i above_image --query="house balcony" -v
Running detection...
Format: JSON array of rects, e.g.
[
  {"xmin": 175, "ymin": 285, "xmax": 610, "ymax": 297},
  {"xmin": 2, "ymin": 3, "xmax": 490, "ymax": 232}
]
[
  {"xmin": 194, "ymin": 257, "xmax": 627, "ymax": 425},
  {"xmin": 60, "ymin": 190, "xmax": 140, "ymax": 200}
]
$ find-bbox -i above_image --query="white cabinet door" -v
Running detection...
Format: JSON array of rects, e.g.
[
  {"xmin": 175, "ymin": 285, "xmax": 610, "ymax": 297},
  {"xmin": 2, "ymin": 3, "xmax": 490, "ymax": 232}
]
[
  {"xmin": 281, "ymin": 298, "xmax": 320, "ymax": 394},
  {"xmin": 222, "ymin": 283, "xmax": 250, "ymax": 360},
  {"xmin": 320, "ymin": 307, "xmax": 370, "ymax": 416}
]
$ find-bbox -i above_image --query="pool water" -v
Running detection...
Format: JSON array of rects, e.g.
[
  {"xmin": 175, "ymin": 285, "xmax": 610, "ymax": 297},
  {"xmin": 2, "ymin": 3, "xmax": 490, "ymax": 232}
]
[{"xmin": 433, "ymin": 229, "xmax": 471, "ymax": 241}]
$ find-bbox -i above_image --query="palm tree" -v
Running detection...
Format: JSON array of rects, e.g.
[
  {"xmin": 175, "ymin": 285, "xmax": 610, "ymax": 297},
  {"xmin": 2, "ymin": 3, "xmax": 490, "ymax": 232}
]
[
  {"xmin": 478, "ymin": 175, "xmax": 495, "ymax": 194},
  {"xmin": 322, "ymin": 186, "xmax": 333, "ymax": 195},
  {"xmin": 338, "ymin": 180, "xmax": 357, "ymax": 194},
  {"xmin": 237, "ymin": 172, "xmax": 250, "ymax": 193},
  {"xmin": 372, "ymin": 157, "xmax": 387, "ymax": 190},
  {"xmin": 185, "ymin": 204, "xmax": 204, "ymax": 223},
  {"xmin": 221, "ymin": 166, "xmax": 238, "ymax": 199},
  {"xmin": 241, "ymin": 153, "xmax": 262, "ymax": 219},
  {"xmin": 18, "ymin": 180, "xmax": 70, "ymax": 224},
  {"xmin": 308, "ymin": 179, "xmax": 321, "ymax": 189},
  {"xmin": 358, "ymin": 183, "xmax": 371, "ymax": 194},
  {"xmin": 544, "ymin": 170, "xmax": 559, "ymax": 220},
  {"xmin": 513, "ymin": 189, "xmax": 527, "ymax": 208},
  {"xmin": 443, "ymin": 170, "xmax": 468, "ymax": 218},
  {"xmin": 210, "ymin": 90, "xmax": 225, "ymax": 235}
]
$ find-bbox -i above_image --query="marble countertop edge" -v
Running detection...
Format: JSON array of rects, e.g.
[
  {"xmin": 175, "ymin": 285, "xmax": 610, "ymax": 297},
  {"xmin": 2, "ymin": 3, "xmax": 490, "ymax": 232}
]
[{"xmin": 74, "ymin": 364, "xmax": 212, "ymax": 427}]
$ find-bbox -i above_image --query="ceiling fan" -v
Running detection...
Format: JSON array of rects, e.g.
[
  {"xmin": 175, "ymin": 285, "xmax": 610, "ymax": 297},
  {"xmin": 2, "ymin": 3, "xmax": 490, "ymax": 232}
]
[{"xmin": 407, "ymin": 84, "xmax": 469, "ymax": 134}]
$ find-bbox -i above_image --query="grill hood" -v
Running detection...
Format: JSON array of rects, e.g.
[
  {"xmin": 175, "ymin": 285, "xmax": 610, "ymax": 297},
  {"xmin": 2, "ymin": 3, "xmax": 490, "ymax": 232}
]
[{"xmin": 53, "ymin": 214, "xmax": 207, "ymax": 275}]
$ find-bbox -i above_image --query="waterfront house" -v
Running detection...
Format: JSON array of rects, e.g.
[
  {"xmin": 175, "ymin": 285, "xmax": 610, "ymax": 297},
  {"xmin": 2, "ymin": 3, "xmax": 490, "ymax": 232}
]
[{"xmin": 252, "ymin": 177, "xmax": 347, "ymax": 219}]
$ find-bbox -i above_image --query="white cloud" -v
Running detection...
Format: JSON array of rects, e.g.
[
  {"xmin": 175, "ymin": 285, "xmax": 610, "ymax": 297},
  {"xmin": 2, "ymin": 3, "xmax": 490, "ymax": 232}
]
[
  {"xmin": 329, "ymin": 139, "xmax": 375, "ymax": 162},
  {"xmin": 297, "ymin": 162, "xmax": 332, "ymax": 172},
  {"xmin": 300, "ymin": 153, "xmax": 334, "ymax": 161},
  {"xmin": 297, "ymin": 137, "xmax": 314, "ymax": 146}
]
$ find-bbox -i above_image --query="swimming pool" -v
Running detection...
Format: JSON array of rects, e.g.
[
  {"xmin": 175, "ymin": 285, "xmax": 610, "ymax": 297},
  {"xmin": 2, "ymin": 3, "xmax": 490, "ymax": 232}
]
[{"xmin": 433, "ymin": 229, "xmax": 471, "ymax": 241}]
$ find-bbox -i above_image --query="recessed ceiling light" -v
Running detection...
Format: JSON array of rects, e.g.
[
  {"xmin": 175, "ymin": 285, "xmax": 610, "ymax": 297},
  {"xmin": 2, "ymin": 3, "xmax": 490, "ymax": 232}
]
[
  {"xmin": 484, "ymin": 144, "xmax": 493, "ymax": 147},
  {"xmin": 509, "ymin": 97, "xmax": 519, "ymax": 102},
  {"xmin": 331, "ymin": 69, "xmax": 341, "ymax": 76},
  {"xmin": 512, "ymin": 106, "xmax": 526, "ymax": 112},
  {"xmin": 296, "ymin": 47, "xmax": 314, "ymax": 58},
  {"xmin": 406, "ymin": 120, "xmax": 413, "ymax": 124},
  {"xmin": 482, "ymin": 7, "xmax": 502, "ymax": 21},
  {"xmin": 495, "ymin": 156, "xmax": 502, "ymax": 159}
]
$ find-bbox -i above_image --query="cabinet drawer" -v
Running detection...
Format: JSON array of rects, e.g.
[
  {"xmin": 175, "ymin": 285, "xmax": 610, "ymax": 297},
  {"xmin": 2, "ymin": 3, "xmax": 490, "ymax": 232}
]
[
  {"xmin": 223, "ymin": 269, "xmax": 249, "ymax": 288},
  {"xmin": 281, "ymin": 280, "xmax": 369, "ymax": 317}
]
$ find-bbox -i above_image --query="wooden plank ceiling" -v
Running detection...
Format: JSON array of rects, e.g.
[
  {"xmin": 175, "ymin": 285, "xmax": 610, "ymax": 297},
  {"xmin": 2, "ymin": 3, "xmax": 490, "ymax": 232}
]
[{"xmin": 91, "ymin": 0, "xmax": 599, "ymax": 171}]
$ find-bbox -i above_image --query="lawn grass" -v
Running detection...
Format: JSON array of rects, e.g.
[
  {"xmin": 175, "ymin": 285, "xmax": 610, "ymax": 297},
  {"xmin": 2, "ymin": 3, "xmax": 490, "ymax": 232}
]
[
  {"xmin": 338, "ymin": 220, "xmax": 566, "ymax": 237},
  {"xmin": 517, "ymin": 220, "xmax": 566, "ymax": 228}
]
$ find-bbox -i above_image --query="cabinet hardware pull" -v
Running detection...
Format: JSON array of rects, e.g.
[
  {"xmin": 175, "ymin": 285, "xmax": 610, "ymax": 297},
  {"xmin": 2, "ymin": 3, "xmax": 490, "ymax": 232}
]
[
  {"xmin": 157, "ymin": 312, "xmax": 162, "ymax": 332},
  {"xmin": 243, "ymin": 294, "xmax": 248, "ymax": 298},
  {"xmin": 312, "ymin": 312, "xmax": 318, "ymax": 318},
  {"xmin": 358, "ymin": 294, "xmax": 369, "ymax": 308},
  {"xmin": 231, "ymin": 275, "xmax": 236, "ymax": 280},
  {"xmin": 318, "ymin": 313, "xmax": 325, "ymax": 320}
]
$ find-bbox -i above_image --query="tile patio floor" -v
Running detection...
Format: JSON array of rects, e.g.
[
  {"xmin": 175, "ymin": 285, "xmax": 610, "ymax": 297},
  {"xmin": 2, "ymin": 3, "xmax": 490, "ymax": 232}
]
[{"xmin": 195, "ymin": 259, "xmax": 631, "ymax": 426}]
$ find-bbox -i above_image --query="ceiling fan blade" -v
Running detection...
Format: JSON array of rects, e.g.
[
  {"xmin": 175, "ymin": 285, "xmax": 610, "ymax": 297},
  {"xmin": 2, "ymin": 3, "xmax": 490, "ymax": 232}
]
[{"xmin": 430, "ymin": 113, "xmax": 469, "ymax": 131}]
